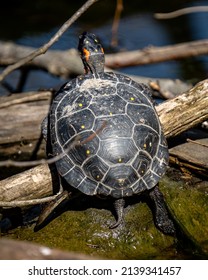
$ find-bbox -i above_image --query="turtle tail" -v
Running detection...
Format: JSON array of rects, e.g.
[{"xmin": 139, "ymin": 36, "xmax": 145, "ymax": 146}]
[{"xmin": 109, "ymin": 198, "xmax": 125, "ymax": 229}]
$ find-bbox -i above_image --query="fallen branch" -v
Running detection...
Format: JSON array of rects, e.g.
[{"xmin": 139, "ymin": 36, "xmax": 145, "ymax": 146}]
[
  {"xmin": 111, "ymin": 0, "xmax": 123, "ymax": 47},
  {"xmin": 105, "ymin": 39, "xmax": 208, "ymax": 68},
  {"xmin": 155, "ymin": 6, "xmax": 208, "ymax": 19},
  {"xmin": 0, "ymin": 41, "xmax": 82, "ymax": 78},
  {"xmin": 0, "ymin": 77, "xmax": 192, "ymax": 146},
  {"xmin": 0, "ymin": 79, "xmax": 207, "ymax": 205},
  {"xmin": 0, "ymin": 164, "xmax": 56, "ymax": 203},
  {"xmin": 157, "ymin": 79, "xmax": 208, "ymax": 138},
  {"xmin": 0, "ymin": 39, "xmax": 208, "ymax": 77},
  {"xmin": 0, "ymin": 193, "xmax": 61, "ymax": 208},
  {"xmin": 0, "ymin": 90, "xmax": 52, "ymax": 109}
]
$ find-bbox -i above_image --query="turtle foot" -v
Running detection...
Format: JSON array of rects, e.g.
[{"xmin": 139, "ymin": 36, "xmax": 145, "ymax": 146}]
[
  {"xmin": 148, "ymin": 185, "xmax": 176, "ymax": 236},
  {"xmin": 154, "ymin": 212, "xmax": 175, "ymax": 236},
  {"xmin": 109, "ymin": 198, "xmax": 125, "ymax": 229}
]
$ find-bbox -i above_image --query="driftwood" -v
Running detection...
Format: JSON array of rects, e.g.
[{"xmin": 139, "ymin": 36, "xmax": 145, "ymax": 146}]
[
  {"xmin": 0, "ymin": 164, "xmax": 56, "ymax": 205},
  {"xmin": 106, "ymin": 39, "xmax": 208, "ymax": 69},
  {"xmin": 0, "ymin": 79, "xmax": 192, "ymax": 148},
  {"xmin": 157, "ymin": 79, "xmax": 208, "ymax": 138},
  {"xmin": 0, "ymin": 40, "xmax": 192, "ymax": 98},
  {"xmin": 0, "ymin": 91, "xmax": 51, "ymax": 146},
  {"xmin": 1, "ymin": 39, "xmax": 208, "ymax": 78},
  {"xmin": 0, "ymin": 79, "xmax": 207, "ymax": 205},
  {"xmin": 0, "ymin": 41, "xmax": 83, "ymax": 78}
]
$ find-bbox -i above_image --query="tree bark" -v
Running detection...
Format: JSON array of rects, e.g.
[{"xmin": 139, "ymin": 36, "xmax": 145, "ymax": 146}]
[
  {"xmin": 0, "ymin": 79, "xmax": 207, "ymax": 204},
  {"xmin": 157, "ymin": 79, "xmax": 208, "ymax": 138},
  {"xmin": 0, "ymin": 164, "xmax": 55, "ymax": 203},
  {"xmin": 0, "ymin": 41, "xmax": 83, "ymax": 78},
  {"xmin": 105, "ymin": 39, "xmax": 208, "ymax": 68},
  {"xmin": 0, "ymin": 91, "xmax": 51, "ymax": 145}
]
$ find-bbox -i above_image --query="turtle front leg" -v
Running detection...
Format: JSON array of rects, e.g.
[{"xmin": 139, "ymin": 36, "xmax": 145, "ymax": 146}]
[
  {"xmin": 148, "ymin": 185, "xmax": 175, "ymax": 235},
  {"xmin": 109, "ymin": 198, "xmax": 125, "ymax": 229}
]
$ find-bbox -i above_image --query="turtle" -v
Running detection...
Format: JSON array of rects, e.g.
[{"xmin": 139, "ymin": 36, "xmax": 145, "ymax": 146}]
[{"xmin": 38, "ymin": 31, "xmax": 175, "ymax": 235}]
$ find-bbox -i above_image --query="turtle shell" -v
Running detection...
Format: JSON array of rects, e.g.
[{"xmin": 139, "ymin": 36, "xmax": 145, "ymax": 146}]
[{"xmin": 49, "ymin": 72, "xmax": 169, "ymax": 199}]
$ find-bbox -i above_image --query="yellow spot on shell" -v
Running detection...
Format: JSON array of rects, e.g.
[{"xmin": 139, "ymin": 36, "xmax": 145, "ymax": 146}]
[
  {"xmin": 109, "ymin": 112, "xmax": 113, "ymax": 115},
  {"xmin": 118, "ymin": 158, "xmax": 122, "ymax": 163},
  {"xmin": 130, "ymin": 97, "xmax": 135, "ymax": 101},
  {"xmin": 143, "ymin": 143, "xmax": 147, "ymax": 149},
  {"xmin": 81, "ymin": 125, "xmax": 85, "ymax": 129},
  {"xmin": 79, "ymin": 103, "xmax": 83, "ymax": 107},
  {"xmin": 86, "ymin": 150, "xmax": 90, "ymax": 155}
]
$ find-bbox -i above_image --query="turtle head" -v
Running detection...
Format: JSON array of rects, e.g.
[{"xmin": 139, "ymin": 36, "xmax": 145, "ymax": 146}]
[{"xmin": 78, "ymin": 32, "xmax": 105, "ymax": 75}]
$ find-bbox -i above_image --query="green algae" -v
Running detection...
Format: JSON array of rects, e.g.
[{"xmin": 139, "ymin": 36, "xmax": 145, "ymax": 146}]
[
  {"xmin": 2, "ymin": 172, "xmax": 208, "ymax": 259},
  {"xmin": 6, "ymin": 200, "xmax": 174, "ymax": 259},
  {"xmin": 160, "ymin": 176, "xmax": 208, "ymax": 256}
]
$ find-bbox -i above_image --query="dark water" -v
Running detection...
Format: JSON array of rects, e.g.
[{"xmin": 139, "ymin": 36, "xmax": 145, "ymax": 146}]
[{"xmin": 0, "ymin": 0, "xmax": 208, "ymax": 94}]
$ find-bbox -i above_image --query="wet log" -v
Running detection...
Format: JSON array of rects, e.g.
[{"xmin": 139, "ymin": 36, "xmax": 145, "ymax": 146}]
[{"xmin": 0, "ymin": 79, "xmax": 207, "ymax": 205}]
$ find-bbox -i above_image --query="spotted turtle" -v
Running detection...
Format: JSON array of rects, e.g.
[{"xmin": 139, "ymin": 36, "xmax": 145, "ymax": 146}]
[{"xmin": 40, "ymin": 32, "xmax": 175, "ymax": 234}]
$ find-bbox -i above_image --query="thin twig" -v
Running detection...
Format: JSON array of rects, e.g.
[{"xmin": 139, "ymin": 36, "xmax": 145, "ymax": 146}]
[
  {"xmin": 155, "ymin": 6, "xmax": 208, "ymax": 20},
  {"xmin": 0, "ymin": 122, "xmax": 106, "ymax": 167},
  {"xmin": 0, "ymin": 91, "xmax": 52, "ymax": 109},
  {"xmin": 0, "ymin": 0, "xmax": 98, "ymax": 83},
  {"xmin": 0, "ymin": 192, "xmax": 64, "ymax": 207},
  {"xmin": 0, "ymin": 148, "xmax": 70, "ymax": 167},
  {"xmin": 111, "ymin": 0, "xmax": 123, "ymax": 47},
  {"xmin": 187, "ymin": 138, "xmax": 208, "ymax": 148}
]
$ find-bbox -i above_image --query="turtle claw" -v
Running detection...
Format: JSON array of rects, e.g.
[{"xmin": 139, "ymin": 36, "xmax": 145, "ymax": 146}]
[
  {"xmin": 109, "ymin": 212, "xmax": 124, "ymax": 229},
  {"xmin": 109, "ymin": 218, "xmax": 123, "ymax": 229}
]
